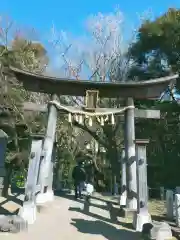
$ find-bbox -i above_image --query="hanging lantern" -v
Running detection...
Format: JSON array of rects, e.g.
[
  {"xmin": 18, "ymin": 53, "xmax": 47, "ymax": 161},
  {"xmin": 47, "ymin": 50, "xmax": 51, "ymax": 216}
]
[{"xmin": 68, "ymin": 113, "xmax": 72, "ymax": 123}]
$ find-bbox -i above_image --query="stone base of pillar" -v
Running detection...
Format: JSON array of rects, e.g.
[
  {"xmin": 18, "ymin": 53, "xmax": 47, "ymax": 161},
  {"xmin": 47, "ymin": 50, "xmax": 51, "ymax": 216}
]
[
  {"xmin": 0, "ymin": 215, "xmax": 28, "ymax": 232},
  {"xmin": 126, "ymin": 197, "xmax": 137, "ymax": 210},
  {"xmin": 18, "ymin": 201, "xmax": 37, "ymax": 225},
  {"xmin": 150, "ymin": 221, "xmax": 172, "ymax": 239},
  {"xmin": 175, "ymin": 194, "xmax": 180, "ymax": 227},
  {"xmin": 36, "ymin": 190, "xmax": 54, "ymax": 204},
  {"xmin": 133, "ymin": 212, "xmax": 152, "ymax": 232},
  {"xmin": 122, "ymin": 208, "xmax": 136, "ymax": 222},
  {"xmin": 120, "ymin": 193, "xmax": 127, "ymax": 207}
]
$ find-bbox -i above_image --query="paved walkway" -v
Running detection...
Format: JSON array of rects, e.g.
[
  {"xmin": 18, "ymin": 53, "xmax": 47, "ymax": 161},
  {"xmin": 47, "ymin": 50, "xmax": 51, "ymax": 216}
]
[{"xmin": 0, "ymin": 194, "xmax": 139, "ymax": 240}]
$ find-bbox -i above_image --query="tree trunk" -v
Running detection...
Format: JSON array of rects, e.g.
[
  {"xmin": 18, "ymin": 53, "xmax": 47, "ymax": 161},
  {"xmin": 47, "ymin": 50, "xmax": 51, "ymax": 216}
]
[
  {"xmin": 2, "ymin": 166, "xmax": 12, "ymax": 197},
  {"xmin": 107, "ymin": 146, "xmax": 120, "ymax": 177},
  {"xmin": 106, "ymin": 145, "xmax": 120, "ymax": 195}
]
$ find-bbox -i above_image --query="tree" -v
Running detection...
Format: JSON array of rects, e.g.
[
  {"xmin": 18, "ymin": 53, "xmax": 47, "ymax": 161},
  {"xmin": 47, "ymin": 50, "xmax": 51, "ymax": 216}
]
[
  {"xmin": 127, "ymin": 7, "xmax": 180, "ymax": 189},
  {"xmin": 11, "ymin": 37, "xmax": 48, "ymax": 73},
  {"xmin": 0, "ymin": 15, "xmax": 49, "ymax": 102},
  {"xmin": 129, "ymin": 8, "xmax": 180, "ymax": 80},
  {"xmin": 0, "ymin": 15, "xmax": 50, "ymax": 195}
]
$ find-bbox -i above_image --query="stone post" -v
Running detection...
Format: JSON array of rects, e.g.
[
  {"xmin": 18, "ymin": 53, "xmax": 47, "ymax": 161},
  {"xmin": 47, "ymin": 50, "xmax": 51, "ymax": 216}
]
[
  {"xmin": 19, "ymin": 136, "xmax": 43, "ymax": 224},
  {"xmin": 124, "ymin": 97, "xmax": 137, "ymax": 210},
  {"xmin": 120, "ymin": 148, "xmax": 127, "ymax": 207},
  {"xmin": 166, "ymin": 190, "xmax": 174, "ymax": 220},
  {"xmin": 176, "ymin": 186, "xmax": 180, "ymax": 194},
  {"xmin": 0, "ymin": 130, "xmax": 8, "ymax": 197},
  {"xmin": 36, "ymin": 95, "xmax": 58, "ymax": 204},
  {"xmin": 46, "ymin": 147, "xmax": 55, "ymax": 200},
  {"xmin": 133, "ymin": 139, "xmax": 151, "ymax": 232},
  {"xmin": 175, "ymin": 194, "xmax": 180, "ymax": 227}
]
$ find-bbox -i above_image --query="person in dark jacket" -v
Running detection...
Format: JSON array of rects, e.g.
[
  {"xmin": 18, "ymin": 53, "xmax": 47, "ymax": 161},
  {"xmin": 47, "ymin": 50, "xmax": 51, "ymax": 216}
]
[{"xmin": 72, "ymin": 161, "xmax": 86, "ymax": 199}]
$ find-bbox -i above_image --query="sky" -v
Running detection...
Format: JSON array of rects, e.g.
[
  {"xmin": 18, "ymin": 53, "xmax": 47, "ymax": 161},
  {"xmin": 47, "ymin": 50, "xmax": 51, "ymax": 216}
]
[
  {"xmin": 1, "ymin": 0, "xmax": 180, "ymax": 38},
  {"xmin": 1, "ymin": 0, "xmax": 180, "ymax": 74}
]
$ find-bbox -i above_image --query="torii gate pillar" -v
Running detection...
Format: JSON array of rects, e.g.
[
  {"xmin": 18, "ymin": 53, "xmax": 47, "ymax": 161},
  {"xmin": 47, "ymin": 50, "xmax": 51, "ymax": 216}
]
[
  {"xmin": 36, "ymin": 95, "xmax": 58, "ymax": 204},
  {"xmin": 124, "ymin": 97, "xmax": 137, "ymax": 210}
]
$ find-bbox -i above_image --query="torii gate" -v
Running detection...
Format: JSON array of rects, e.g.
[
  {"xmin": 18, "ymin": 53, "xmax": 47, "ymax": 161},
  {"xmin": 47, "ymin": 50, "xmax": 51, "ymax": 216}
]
[{"xmin": 10, "ymin": 67, "xmax": 178, "ymax": 231}]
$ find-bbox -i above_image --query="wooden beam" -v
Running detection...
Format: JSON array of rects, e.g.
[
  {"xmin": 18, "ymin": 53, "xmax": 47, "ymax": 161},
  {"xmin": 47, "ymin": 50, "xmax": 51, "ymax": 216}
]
[
  {"xmin": 135, "ymin": 109, "xmax": 160, "ymax": 119},
  {"xmin": 11, "ymin": 66, "xmax": 178, "ymax": 98},
  {"xmin": 23, "ymin": 102, "xmax": 47, "ymax": 112},
  {"xmin": 22, "ymin": 102, "xmax": 160, "ymax": 119}
]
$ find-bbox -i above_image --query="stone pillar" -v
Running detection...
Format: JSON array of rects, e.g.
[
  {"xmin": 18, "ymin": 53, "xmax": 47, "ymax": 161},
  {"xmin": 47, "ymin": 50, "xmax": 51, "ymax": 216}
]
[
  {"xmin": 124, "ymin": 98, "xmax": 137, "ymax": 210},
  {"xmin": 41, "ymin": 142, "xmax": 56, "ymax": 201},
  {"xmin": 176, "ymin": 186, "xmax": 180, "ymax": 194},
  {"xmin": 46, "ymin": 162, "xmax": 54, "ymax": 201},
  {"xmin": 36, "ymin": 95, "xmax": 58, "ymax": 204},
  {"xmin": 19, "ymin": 137, "xmax": 43, "ymax": 224},
  {"xmin": 133, "ymin": 139, "xmax": 151, "ymax": 232},
  {"xmin": 166, "ymin": 190, "xmax": 174, "ymax": 220},
  {"xmin": 120, "ymin": 148, "xmax": 127, "ymax": 206},
  {"xmin": 0, "ymin": 130, "xmax": 8, "ymax": 197},
  {"xmin": 175, "ymin": 194, "xmax": 180, "ymax": 227}
]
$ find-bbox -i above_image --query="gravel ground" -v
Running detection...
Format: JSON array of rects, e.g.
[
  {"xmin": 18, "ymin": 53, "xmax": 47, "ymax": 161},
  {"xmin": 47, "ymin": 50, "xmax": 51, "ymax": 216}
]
[{"xmin": 0, "ymin": 194, "xmax": 140, "ymax": 240}]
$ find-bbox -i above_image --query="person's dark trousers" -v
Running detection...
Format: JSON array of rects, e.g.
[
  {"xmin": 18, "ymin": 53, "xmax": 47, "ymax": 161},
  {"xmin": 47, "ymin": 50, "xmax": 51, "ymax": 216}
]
[{"xmin": 74, "ymin": 181, "xmax": 82, "ymax": 198}]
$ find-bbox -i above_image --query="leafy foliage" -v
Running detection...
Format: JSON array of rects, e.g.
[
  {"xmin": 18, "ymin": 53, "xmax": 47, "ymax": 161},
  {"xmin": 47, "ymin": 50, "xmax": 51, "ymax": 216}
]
[{"xmin": 129, "ymin": 8, "xmax": 180, "ymax": 79}]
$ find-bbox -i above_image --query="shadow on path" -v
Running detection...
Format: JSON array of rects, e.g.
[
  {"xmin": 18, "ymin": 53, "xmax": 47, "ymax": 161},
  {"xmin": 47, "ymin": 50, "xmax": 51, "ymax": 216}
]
[
  {"xmin": 71, "ymin": 218, "xmax": 140, "ymax": 240},
  {"xmin": 0, "ymin": 193, "xmax": 23, "ymax": 215},
  {"xmin": 69, "ymin": 203, "xmax": 118, "ymax": 225},
  {"xmin": 69, "ymin": 200, "xmax": 134, "ymax": 231},
  {"xmin": 55, "ymin": 191, "xmax": 84, "ymax": 204},
  {"xmin": 59, "ymin": 192, "xmax": 134, "ymax": 231},
  {"xmin": 59, "ymin": 192, "xmax": 118, "ymax": 212}
]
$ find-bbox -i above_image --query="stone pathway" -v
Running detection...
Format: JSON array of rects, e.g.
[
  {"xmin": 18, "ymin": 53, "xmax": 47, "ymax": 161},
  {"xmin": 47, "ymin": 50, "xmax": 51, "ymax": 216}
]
[{"xmin": 0, "ymin": 194, "xmax": 139, "ymax": 240}]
